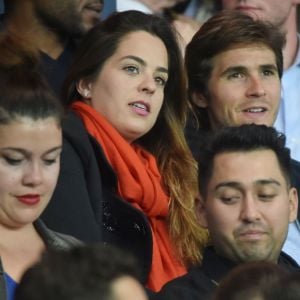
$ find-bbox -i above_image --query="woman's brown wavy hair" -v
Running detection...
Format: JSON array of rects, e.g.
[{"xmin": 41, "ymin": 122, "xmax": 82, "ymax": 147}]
[{"xmin": 63, "ymin": 10, "xmax": 208, "ymax": 265}]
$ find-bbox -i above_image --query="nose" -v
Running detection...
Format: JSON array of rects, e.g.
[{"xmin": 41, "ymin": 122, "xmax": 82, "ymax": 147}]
[
  {"xmin": 246, "ymin": 76, "xmax": 266, "ymax": 98},
  {"xmin": 138, "ymin": 74, "xmax": 156, "ymax": 95},
  {"xmin": 22, "ymin": 161, "xmax": 43, "ymax": 187},
  {"xmin": 240, "ymin": 195, "xmax": 261, "ymax": 223}
]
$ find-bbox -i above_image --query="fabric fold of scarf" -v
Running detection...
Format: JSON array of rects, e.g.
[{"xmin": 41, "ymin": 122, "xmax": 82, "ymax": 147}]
[{"xmin": 72, "ymin": 101, "xmax": 186, "ymax": 291}]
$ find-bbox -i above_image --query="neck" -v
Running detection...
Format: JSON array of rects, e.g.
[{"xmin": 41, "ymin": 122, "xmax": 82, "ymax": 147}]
[
  {"xmin": 281, "ymin": 6, "xmax": 299, "ymax": 70},
  {"xmin": 0, "ymin": 222, "xmax": 45, "ymax": 282},
  {"xmin": 5, "ymin": 2, "xmax": 67, "ymax": 59}
]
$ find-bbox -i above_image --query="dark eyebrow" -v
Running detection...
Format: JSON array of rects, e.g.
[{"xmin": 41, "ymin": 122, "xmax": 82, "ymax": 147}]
[
  {"xmin": 259, "ymin": 64, "xmax": 278, "ymax": 72},
  {"xmin": 214, "ymin": 181, "xmax": 243, "ymax": 191},
  {"xmin": 1, "ymin": 146, "xmax": 62, "ymax": 156},
  {"xmin": 121, "ymin": 55, "xmax": 168, "ymax": 74},
  {"xmin": 214, "ymin": 179, "xmax": 281, "ymax": 192},
  {"xmin": 221, "ymin": 66, "xmax": 247, "ymax": 77},
  {"xmin": 222, "ymin": 63, "xmax": 278, "ymax": 77},
  {"xmin": 255, "ymin": 179, "xmax": 281, "ymax": 187}
]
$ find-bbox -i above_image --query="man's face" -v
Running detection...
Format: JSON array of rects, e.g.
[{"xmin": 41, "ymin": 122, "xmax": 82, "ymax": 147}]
[
  {"xmin": 198, "ymin": 150, "xmax": 298, "ymax": 263},
  {"xmin": 33, "ymin": 0, "xmax": 103, "ymax": 38},
  {"xmin": 221, "ymin": 0, "xmax": 297, "ymax": 28},
  {"xmin": 195, "ymin": 44, "xmax": 281, "ymax": 129}
]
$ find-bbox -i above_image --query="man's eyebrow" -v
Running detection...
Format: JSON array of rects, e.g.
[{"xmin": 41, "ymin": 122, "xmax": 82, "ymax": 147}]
[
  {"xmin": 214, "ymin": 181, "xmax": 243, "ymax": 191},
  {"xmin": 255, "ymin": 179, "xmax": 281, "ymax": 187},
  {"xmin": 221, "ymin": 66, "xmax": 247, "ymax": 77},
  {"xmin": 259, "ymin": 64, "xmax": 278, "ymax": 72},
  {"xmin": 121, "ymin": 55, "xmax": 168, "ymax": 73},
  {"xmin": 214, "ymin": 179, "xmax": 281, "ymax": 192},
  {"xmin": 221, "ymin": 63, "xmax": 278, "ymax": 77}
]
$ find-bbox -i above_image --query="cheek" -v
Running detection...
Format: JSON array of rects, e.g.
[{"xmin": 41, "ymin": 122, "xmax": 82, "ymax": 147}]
[
  {"xmin": 206, "ymin": 206, "xmax": 233, "ymax": 232},
  {"xmin": 209, "ymin": 84, "xmax": 235, "ymax": 111},
  {"xmin": 153, "ymin": 92, "xmax": 164, "ymax": 114},
  {"xmin": 0, "ymin": 167, "xmax": 20, "ymax": 192},
  {"xmin": 45, "ymin": 167, "xmax": 60, "ymax": 193},
  {"xmin": 270, "ymin": 87, "xmax": 281, "ymax": 106}
]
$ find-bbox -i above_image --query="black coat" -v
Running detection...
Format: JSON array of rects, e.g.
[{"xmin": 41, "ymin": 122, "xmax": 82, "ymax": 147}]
[
  {"xmin": 42, "ymin": 111, "xmax": 153, "ymax": 283},
  {"xmin": 151, "ymin": 247, "xmax": 299, "ymax": 300}
]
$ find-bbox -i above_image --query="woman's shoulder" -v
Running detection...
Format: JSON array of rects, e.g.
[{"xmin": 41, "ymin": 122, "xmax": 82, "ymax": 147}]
[
  {"xmin": 34, "ymin": 219, "xmax": 83, "ymax": 250},
  {"xmin": 61, "ymin": 110, "xmax": 99, "ymax": 167}
]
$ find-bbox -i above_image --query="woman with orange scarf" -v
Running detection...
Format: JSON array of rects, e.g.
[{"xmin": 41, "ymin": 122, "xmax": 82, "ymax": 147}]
[{"xmin": 42, "ymin": 10, "xmax": 208, "ymax": 291}]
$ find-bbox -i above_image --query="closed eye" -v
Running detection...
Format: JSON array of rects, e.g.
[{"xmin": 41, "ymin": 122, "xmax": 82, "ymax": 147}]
[
  {"xmin": 258, "ymin": 194, "xmax": 276, "ymax": 201},
  {"xmin": 43, "ymin": 159, "xmax": 58, "ymax": 166},
  {"xmin": 4, "ymin": 156, "xmax": 23, "ymax": 166},
  {"xmin": 220, "ymin": 196, "xmax": 240, "ymax": 204}
]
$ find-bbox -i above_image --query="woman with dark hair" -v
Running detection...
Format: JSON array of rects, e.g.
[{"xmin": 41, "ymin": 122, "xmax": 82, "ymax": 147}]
[
  {"xmin": 0, "ymin": 51, "xmax": 80, "ymax": 300},
  {"xmin": 42, "ymin": 10, "xmax": 208, "ymax": 291}
]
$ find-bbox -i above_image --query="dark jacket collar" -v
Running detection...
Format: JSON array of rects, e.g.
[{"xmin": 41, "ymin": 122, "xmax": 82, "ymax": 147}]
[{"xmin": 202, "ymin": 246, "xmax": 299, "ymax": 286}]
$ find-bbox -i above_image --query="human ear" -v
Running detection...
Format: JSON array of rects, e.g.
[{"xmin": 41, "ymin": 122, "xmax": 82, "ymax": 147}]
[
  {"xmin": 288, "ymin": 187, "xmax": 298, "ymax": 223},
  {"xmin": 76, "ymin": 79, "xmax": 92, "ymax": 99},
  {"xmin": 191, "ymin": 92, "xmax": 208, "ymax": 108},
  {"xmin": 196, "ymin": 195, "xmax": 209, "ymax": 228}
]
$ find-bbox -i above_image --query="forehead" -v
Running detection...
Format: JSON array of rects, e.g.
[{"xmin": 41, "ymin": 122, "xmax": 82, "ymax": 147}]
[
  {"xmin": 211, "ymin": 44, "xmax": 277, "ymax": 73},
  {"xmin": 111, "ymin": 30, "xmax": 168, "ymax": 65},
  {"xmin": 0, "ymin": 117, "xmax": 61, "ymax": 146},
  {"xmin": 209, "ymin": 150, "xmax": 286, "ymax": 187}
]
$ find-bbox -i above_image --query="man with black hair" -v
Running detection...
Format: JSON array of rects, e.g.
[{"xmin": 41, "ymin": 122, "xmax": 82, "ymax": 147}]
[{"xmin": 154, "ymin": 125, "xmax": 299, "ymax": 300}]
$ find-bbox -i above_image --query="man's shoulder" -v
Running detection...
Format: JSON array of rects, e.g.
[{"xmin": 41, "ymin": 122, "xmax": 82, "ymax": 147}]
[{"xmin": 279, "ymin": 251, "xmax": 300, "ymax": 271}]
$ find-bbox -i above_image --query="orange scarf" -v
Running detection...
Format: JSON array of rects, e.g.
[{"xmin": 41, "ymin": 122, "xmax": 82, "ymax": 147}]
[{"xmin": 72, "ymin": 101, "xmax": 186, "ymax": 291}]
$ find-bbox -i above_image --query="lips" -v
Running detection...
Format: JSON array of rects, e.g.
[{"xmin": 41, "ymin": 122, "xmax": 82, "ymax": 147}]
[
  {"xmin": 238, "ymin": 230, "xmax": 266, "ymax": 240},
  {"xmin": 235, "ymin": 224, "xmax": 268, "ymax": 241},
  {"xmin": 129, "ymin": 101, "xmax": 150, "ymax": 116},
  {"xmin": 242, "ymin": 107, "xmax": 267, "ymax": 113},
  {"xmin": 240, "ymin": 101, "xmax": 270, "ymax": 114},
  {"xmin": 16, "ymin": 194, "xmax": 40, "ymax": 206}
]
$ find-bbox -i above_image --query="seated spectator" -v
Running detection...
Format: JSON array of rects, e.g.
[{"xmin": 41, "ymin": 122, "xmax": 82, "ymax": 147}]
[
  {"xmin": 2, "ymin": 0, "xmax": 103, "ymax": 94},
  {"xmin": 213, "ymin": 261, "xmax": 289, "ymax": 300},
  {"xmin": 0, "ymin": 51, "xmax": 80, "ymax": 300},
  {"xmin": 221, "ymin": 0, "xmax": 300, "ymax": 163},
  {"xmin": 41, "ymin": 10, "xmax": 208, "ymax": 291},
  {"xmin": 14, "ymin": 244, "xmax": 148, "ymax": 300},
  {"xmin": 184, "ymin": 10, "xmax": 300, "ymax": 264},
  {"xmin": 153, "ymin": 125, "xmax": 299, "ymax": 300}
]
